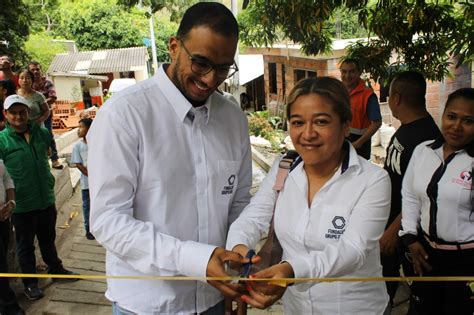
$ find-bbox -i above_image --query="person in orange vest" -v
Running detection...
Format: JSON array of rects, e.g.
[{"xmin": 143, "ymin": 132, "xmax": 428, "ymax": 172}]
[{"xmin": 340, "ymin": 59, "xmax": 382, "ymax": 160}]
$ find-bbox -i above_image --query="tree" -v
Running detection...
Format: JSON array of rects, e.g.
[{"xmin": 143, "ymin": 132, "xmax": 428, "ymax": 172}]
[
  {"xmin": 55, "ymin": 0, "xmax": 143, "ymax": 50},
  {"xmin": 25, "ymin": 33, "xmax": 68, "ymax": 70},
  {"xmin": 117, "ymin": 0, "xmax": 197, "ymax": 19},
  {"xmin": 239, "ymin": 0, "xmax": 473, "ymax": 82},
  {"xmin": 24, "ymin": 0, "xmax": 60, "ymax": 33},
  {"xmin": 0, "ymin": 0, "xmax": 31, "ymax": 67}
]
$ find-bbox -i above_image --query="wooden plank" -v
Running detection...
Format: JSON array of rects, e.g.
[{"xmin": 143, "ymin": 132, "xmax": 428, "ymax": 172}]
[
  {"xmin": 43, "ymin": 301, "xmax": 111, "ymax": 315},
  {"xmin": 72, "ymin": 243, "xmax": 106, "ymax": 255},
  {"xmin": 68, "ymin": 251, "xmax": 105, "ymax": 263},
  {"xmin": 50, "ymin": 287, "xmax": 110, "ymax": 305},
  {"xmin": 62, "ymin": 258, "xmax": 106, "ymax": 273},
  {"xmin": 54, "ymin": 279, "xmax": 107, "ymax": 293}
]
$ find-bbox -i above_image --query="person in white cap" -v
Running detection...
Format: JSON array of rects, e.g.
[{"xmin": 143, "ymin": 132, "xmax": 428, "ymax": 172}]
[{"xmin": 0, "ymin": 95, "xmax": 78, "ymax": 302}]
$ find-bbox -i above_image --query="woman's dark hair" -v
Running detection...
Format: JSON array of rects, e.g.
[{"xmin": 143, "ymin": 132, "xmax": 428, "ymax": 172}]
[
  {"xmin": 286, "ymin": 76, "xmax": 352, "ymax": 125},
  {"xmin": 79, "ymin": 117, "xmax": 93, "ymax": 129},
  {"xmin": 177, "ymin": 2, "xmax": 238, "ymax": 40},
  {"xmin": 444, "ymin": 88, "xmax": 474, "ymax": 216}
]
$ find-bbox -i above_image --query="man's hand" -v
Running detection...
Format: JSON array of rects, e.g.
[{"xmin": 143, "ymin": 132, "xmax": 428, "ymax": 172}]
[
  {"xmin": 241, "ymin": 262, "xmax": 294, "ymax": 309},
  {"xmin": 380, "ymin": 217, "xmax": 401, "ymax": 256},
  {"xmin": 408, "ymin": 241, "xmax": 432, "ymax": 276},
  {"xmin": 206, "ymin": 247, "xmax": 249, "ymax": 299},
  {"xmin": 351, "ymin": 140, "xmax": 362, "ymax": 149},
  {"xmin": 0, "ymin": 201, "xmax": 14, "ymax": 221}
]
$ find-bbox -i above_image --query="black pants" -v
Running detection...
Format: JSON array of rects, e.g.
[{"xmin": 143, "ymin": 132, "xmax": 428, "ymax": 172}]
[
  {"xmin": 413, "ymin": 238, "xmax": 474, "ymax": 315},
  {"xmin": 11, "ymin": 205, "xmax": 63, "ymax": 287},
  {"xmin": 348, "ymin": 133, "xmax": 371, "ymax": 160},
  {"xmin": 0, "ymin": 220, "xmax": 16, "ymax": 304}
]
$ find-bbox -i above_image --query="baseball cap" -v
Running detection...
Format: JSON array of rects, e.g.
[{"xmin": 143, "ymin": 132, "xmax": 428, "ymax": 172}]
[{"xmin": 3, "ymin": 94, "xmax": 31, "ymax": 111}]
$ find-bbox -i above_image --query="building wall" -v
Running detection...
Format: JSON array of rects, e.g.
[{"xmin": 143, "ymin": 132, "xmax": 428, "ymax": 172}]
[
  {"xmin": 257, "ymin": 47, "xmax": 472, "ymax": 130},
  {"xmin": 52, "ymin": 76, "xmax": 82, "ymax": 102}
]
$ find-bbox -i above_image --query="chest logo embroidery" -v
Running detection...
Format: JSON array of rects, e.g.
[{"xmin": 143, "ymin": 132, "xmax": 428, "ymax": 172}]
[
  {"xmin": 221, "ymin": 174, "xmax": 236, "ymax": 195},
  {"xmin": 325, "ymin": 216, "xmax": 346, "ymax": 240},
  {"xmin": 451, "ymin": 169, "xmax": 472, "ymax": 189}
]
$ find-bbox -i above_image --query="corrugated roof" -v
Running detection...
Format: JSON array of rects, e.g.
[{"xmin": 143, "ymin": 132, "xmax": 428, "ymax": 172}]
[{"xmin": 47, "ymin": 47, "xmax": 149, "ymax": 75}]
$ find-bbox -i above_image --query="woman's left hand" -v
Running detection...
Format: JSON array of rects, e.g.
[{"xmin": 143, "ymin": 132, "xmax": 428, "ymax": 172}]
[{"xmin": 241, "ymin": 262, "xmax": 294, "ymax": 309}]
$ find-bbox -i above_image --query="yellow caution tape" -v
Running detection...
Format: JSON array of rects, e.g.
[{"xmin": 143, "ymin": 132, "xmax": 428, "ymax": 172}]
[{"xmin": 0, "ymin": 273, "xmax": 473, "ymax": 283}]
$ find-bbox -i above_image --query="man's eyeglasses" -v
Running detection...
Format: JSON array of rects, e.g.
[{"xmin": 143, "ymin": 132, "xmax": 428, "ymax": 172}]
[{"xmin": 178, "ymin": 39, "xmax": 238, "ymax": 80}]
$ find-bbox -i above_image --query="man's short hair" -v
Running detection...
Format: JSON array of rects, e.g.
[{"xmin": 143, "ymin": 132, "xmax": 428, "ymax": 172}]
[
  {"xmin": 390, "ymin": 71, "xmax": 426, "ymax": 109},
  {"xmin": 28, "ymin": 60, "xmax": 41, "ymax": 68},
  {"xmin": 177, "ymin": 2, "xmax": 238, "ymax": 40},
  {"xmin": 340, "ymin": 58, "xmax": 360, "ymax": 72}
]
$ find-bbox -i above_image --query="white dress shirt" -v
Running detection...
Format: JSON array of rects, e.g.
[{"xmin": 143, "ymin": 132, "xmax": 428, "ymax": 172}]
[
  {"xmin": 400, "ymin": 140, "xmax": 474, "ymax": 243},
  {"xmin": 87, "ymin": 65, "xmax": 252, "ymax": 314},
  {"xmin": 227, "ymin": 144, "xmax": 390, "ymax": 314}
]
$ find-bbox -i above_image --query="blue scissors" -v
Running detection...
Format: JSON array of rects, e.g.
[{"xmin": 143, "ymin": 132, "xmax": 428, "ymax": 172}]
[{"xmin": 240, "ymin": 249, "xmax": 256, "ymax": 278}]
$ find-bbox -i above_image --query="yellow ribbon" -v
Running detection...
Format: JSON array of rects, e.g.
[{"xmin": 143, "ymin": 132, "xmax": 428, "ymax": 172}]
[{"xmin": 1, "ymin": 273, "xmax": 473, "ymax": 283}]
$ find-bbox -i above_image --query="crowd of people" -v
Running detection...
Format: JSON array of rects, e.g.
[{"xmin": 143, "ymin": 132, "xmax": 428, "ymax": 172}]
[
  {"xmin": 0, "ymin": 58, "xmax": 81, "ymax": 315},
  {"xmin": 0, "ymin": 1, "xmax": 473, "ymax": 315}
]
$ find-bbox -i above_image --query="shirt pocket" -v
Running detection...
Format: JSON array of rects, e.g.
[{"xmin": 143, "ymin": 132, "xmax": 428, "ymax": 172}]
[{"xmin": 215, "ymin": 160, "xmax": 240, "ymax": 207}]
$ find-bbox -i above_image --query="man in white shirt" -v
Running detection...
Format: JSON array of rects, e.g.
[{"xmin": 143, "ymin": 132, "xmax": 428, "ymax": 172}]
[{"xmin": 87, "ymin": 2, "xmax": 253, "ymax": 314}]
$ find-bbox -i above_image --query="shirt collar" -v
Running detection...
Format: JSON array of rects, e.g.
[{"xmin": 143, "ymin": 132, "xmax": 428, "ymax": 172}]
[{"xmin": 155, "ymin": 64, "xmax": 213, "ymax": 125}]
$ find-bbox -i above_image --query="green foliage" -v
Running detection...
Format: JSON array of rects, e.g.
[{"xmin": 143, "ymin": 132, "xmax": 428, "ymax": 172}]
[
  {"xmin": 153, "ymin": 16, "xmax": 178, "ymax": 62},
  {"xmin": 239, "ymin": 0, "xmax": 473, "ymax": 82},
  {"xmin": 0, "ymin": 0, "xmax": 31, "ymax": 67},
  {"xmin": 239, "ymin": 0, "xmax": 367, "ymax": 56},
  {"xmin": 248, "ymin": 111, "xmax": 286, "ymax": 149},
  {"xmin": 327, "ymin": 7, "xmax": 368, "ymax": 39},
  {"xmin": 55, "ymin": 0, "xmax": 143, "ymax": 50},
  {"xmin": 25, "ymin": 33, "xmax": 68, "ymax": 70},
  {"xmin": 117, "ymin": 0, "xmax": 197, "ymax": 19},
  {"xmin": 24, "ymin": 0, "xmax": 60, "ymax": 33}
]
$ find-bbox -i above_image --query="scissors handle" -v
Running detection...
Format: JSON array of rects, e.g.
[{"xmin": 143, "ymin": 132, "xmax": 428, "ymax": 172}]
[{"xmin": 241, "ymin": 249, "xmax": 256, "ymax": 278}]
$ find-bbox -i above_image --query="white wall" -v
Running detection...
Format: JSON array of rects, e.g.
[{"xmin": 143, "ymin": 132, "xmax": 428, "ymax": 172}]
[
  {"xmin": 52, "ymin": 77, "xmax": 82, "ymax": 101},
  {"xmin": 134, "ymin": 68, "xmax": 149, "ymax": 81}
]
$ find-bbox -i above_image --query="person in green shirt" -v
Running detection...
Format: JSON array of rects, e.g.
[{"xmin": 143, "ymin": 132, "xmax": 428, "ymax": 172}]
[{"xmin": 0, "ymin": 95, "xmax": 77, "ymax": 302}]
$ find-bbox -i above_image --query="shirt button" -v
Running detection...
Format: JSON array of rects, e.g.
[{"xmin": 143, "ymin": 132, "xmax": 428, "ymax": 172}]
[{"xmin": 196, "ymin": 156, "xmax": 202, "ymax": 163}]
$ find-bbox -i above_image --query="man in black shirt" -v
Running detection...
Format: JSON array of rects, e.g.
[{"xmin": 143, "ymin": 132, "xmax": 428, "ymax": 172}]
[{"xmin": 381, "ymin": 71, "xmax": 442, "ymax": 311}]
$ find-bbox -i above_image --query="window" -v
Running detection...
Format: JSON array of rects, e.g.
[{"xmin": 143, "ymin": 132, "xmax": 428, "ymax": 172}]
[
  {"xmin": 268, "ymin": 63, "xmax": 277, "ymax": 94},
  {"xmin": 294, "ymin": 69, "xmax": 317, "ymax": 83}
]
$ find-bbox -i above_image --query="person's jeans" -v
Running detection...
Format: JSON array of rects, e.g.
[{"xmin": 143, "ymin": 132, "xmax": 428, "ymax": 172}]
[
  {"xmin": 44, "ymin": 115, "xmax": 59, "ymax": 162},
  {"xmin": 112, "ymin": 300, "xmax": 225, "ymax": 315},
  {"xmin": 82, "ymin": 189, "xmax": 90, "ymax": 233},
  {"xmin": 11, "ymin": 205, "xmax": 63, "ymax": 287}
]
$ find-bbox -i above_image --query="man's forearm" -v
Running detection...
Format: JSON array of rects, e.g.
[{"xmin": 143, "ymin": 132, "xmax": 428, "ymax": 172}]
[{"xmin": 355, "ymin": 119, "xmax": 382, "ymax": 146}]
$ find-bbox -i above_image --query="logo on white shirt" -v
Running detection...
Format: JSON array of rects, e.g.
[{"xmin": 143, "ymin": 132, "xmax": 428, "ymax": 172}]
[
  {"xmin": 325, "ymin": 216, "xmax": 346, "ymax": 239},
  {"xmin": 221, "ymin": 174, "xmax": 236, "ymax": 195},
  {"xmin": 451, "ymin": 169, "xmax": 472, "ymax": 189}
]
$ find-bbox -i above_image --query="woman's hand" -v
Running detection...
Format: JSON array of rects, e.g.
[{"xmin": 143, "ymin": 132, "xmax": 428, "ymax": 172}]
[
  {"xmin": 408, "ymin": 241, "xmax": 432, "ymax": 276},
  {"xmin": 241, "ymin": 262, "xmax": 294, "ymax": 309}
]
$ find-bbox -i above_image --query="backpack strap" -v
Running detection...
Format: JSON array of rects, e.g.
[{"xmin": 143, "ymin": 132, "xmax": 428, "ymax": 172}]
[{"xmin": 273, "ymin": 150, "xmax": 300, "ymax": 191}]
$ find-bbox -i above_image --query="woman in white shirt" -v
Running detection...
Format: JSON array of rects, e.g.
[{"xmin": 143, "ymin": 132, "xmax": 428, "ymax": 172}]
[
  {"xmin": 400, "ymin": 87, "xmax": 474, "ymax": 315},
  {"xmin": 227, "ymin": 77, "xmax": 391, "ymax": 314}
]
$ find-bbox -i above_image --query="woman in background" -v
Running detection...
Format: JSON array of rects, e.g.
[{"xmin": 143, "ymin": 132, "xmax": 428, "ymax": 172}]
[
  {"xmin": 400, "ymin": 87, "xmax": 474, "ymax": 315},
  {"xmin": 16, "ymin": 69, "xmax": 49, "ymax": 125}
]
